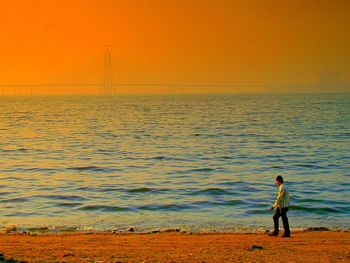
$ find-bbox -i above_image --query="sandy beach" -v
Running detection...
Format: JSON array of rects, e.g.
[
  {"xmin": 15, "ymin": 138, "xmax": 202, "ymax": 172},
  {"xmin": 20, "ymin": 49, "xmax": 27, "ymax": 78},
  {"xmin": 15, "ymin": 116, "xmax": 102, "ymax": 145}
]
[{"xmin": 0, "ymin": 230, "xmax": 349, "ymax": 262}]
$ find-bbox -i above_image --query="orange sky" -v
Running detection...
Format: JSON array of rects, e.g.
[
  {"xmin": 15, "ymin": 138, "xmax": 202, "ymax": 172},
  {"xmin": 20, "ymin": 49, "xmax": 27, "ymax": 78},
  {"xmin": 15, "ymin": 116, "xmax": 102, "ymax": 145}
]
[{"xmin": 0, "ymin": 0, "xmax": 349, "ymax": 94}]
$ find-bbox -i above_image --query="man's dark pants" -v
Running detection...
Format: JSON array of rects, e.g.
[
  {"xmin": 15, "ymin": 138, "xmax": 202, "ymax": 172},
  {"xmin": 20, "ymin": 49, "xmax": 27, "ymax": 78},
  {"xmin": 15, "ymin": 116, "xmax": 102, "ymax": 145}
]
[{"xmin": 273, "ymin": 207, "xmax": 290, "ymax": 235}]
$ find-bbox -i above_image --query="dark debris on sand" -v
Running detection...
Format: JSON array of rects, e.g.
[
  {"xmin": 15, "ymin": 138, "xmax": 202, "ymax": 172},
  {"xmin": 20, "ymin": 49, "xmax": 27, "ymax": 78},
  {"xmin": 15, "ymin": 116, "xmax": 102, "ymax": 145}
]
[
  {"xmin": 248, "ymin": 245, "xmax": 264, "ymax": 251},
  {"xmin": 0, "ymin": 253, "xmax": 26, "ymax": 263},
  {"xmin": 303, "ymin": 227, "xmax": 330, "ymax": 232}
]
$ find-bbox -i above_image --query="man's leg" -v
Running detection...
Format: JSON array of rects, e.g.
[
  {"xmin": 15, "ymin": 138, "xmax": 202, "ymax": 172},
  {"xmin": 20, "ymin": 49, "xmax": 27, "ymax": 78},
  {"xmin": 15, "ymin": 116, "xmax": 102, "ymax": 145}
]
[
  {"xmin": 272, "ymin": 208, "xmax": 281, "ymax": 235},
  {"xmin": 281, "ymin": 207, "xmax": 291, "ymax": 237}
]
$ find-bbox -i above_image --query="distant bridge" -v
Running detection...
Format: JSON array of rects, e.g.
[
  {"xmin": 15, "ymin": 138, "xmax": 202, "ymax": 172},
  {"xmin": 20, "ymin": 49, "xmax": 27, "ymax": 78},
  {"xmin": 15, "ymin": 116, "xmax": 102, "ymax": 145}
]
[
  {"xmin": 0, "ymin": 49, "xmax": 287, "ymax": 95},
  {"xmin": 0, "ymin": 83, "xmax": 285, "ymax": 88},
  {"xmin": 0, "ymin": 82, "xmax": 287, "ymax": 95}
]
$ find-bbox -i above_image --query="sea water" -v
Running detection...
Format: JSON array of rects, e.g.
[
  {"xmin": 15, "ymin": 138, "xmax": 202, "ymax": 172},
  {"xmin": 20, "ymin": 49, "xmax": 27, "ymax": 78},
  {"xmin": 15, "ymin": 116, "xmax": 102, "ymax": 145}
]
[{"xmin": 0, "ymin": 94, "xmax": 349, "ymax": 232}]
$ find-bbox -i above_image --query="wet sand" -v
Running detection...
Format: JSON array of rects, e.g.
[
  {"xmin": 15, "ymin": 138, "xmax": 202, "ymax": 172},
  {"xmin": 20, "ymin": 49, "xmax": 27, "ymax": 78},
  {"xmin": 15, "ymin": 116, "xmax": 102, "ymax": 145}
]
[{"xmin": 0, "ymin": 231, "xmax": 349, "ymax": 262}]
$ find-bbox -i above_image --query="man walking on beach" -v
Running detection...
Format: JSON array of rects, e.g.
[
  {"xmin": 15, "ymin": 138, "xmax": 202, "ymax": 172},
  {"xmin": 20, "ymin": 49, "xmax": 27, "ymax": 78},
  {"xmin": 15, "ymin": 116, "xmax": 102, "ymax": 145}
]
[{"xmin": 269, "ymin": 175, "xmax": 291, "ymax": 237}]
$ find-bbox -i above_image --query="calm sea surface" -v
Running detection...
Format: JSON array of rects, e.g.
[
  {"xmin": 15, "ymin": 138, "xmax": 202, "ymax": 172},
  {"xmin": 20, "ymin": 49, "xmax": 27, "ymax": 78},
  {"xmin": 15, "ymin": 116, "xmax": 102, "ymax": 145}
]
[{"xmin": 0, "ymin": 94, "xmax": 349, "ymax": 232}]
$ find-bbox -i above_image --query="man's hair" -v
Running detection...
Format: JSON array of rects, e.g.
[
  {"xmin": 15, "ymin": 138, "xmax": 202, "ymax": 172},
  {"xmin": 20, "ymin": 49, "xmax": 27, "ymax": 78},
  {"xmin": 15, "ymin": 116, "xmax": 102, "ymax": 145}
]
[{"xmin": 276, "ymin": 175, "xmax": 284, "ymax": 183}]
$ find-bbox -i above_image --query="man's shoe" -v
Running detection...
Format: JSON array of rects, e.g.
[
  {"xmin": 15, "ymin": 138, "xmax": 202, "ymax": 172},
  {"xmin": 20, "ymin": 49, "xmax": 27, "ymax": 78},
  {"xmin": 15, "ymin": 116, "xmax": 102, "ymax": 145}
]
[
  {"xmin": 268, "ymin": 232, "xmax": 278, "ymax": 236},
  {"xmin": 281, "ymin": 233, "xmax": 291, "ymax": 238}
]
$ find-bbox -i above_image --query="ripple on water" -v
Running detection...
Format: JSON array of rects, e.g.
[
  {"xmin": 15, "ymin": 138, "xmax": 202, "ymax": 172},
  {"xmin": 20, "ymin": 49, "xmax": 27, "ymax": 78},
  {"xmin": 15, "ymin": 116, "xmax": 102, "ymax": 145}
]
[
  {"xmin": 76, "ymin": 205, "xmax": 132, "ymax": 212},
  {"xmin": 137, "ymin": 203, "xmax": 197, "ymax": 211},
  {"xmin": 1, "ymin": 197, "xmax": 31, "ymax": 203},
  {"xmin": 289, "ymin": 205, "xmax": 347, "ymax": 215},
  {"xmin": 34, "ymin": 194, "xmax": 88, "ymax": 201},
  {"xmin": 66, "ymin": 166, "xmax": 120, "ymax": 172},
  {"xmin": 54, "ymin": 202, "xmax": 83, "ymax": 208},
  {"xmin": 191, "ymin": 188, "xmax": 232, "ymax": 196}
]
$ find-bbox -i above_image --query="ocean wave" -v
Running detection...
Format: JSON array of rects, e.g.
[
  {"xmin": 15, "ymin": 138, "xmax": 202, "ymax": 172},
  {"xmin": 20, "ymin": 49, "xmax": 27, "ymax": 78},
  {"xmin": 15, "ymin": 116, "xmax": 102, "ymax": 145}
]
[
  {"xmin": 289, "ymin": 205, "xmax": 346, "ymax": 214},
  {"xmin": 34, "ymin": 194, "xmax": 88, "ymax": 201},
  {"xmin": 3, "ymin": 212, "xmax": 36, "ymax": 217},
  {"xmin": 178, "ymin": 168, "xmax": 216, "ymax": 173},
  {"xmin": 55, "ymin": 202, "xmax": 83, "ymax": 207},
  {"xmin": 295, "ymin": 164, "xmax": 318, "ymax": 168},
  {"xmin": 191, "ymin": 200, "xmax": 246, "ymax": 207},
  {"xmin": 95, "ymin": 187, "xmax": 169, "ymax": 193},
  {"xmin": 137, "ymin": 203, "xmax": 195, "ymax": 211},
  {"xmin": 76, "ymin": 205, "xmax": 132, "ymax": 212},
  {"xmin": 245, "ymin": 209, "xmax": 271, "ymax": 215},
  {"xmin": 1, "ymin": 197, "xmax": 30, "ymax": 203},
  {"xmin": 126, "ymin": 187, "xmax": 162, "ymax": 193},
  {"xmin": 192, "ymin": 188, "xmax": 232, "ymax": 195},
  {"xmin": 66, "ymin": 166, "xmax": 120, "ymax": 172},
  {"xmin": 1, "ymin": 148, "xmax": 30, "ymax": 152}
]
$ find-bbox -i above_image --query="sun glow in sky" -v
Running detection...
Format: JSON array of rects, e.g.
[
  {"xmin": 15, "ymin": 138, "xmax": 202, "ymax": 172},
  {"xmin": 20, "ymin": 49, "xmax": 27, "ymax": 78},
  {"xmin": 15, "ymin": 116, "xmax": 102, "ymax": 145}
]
[{"xmin": 0, "ymin": 0, "xmax": 349, "ymax": 94}]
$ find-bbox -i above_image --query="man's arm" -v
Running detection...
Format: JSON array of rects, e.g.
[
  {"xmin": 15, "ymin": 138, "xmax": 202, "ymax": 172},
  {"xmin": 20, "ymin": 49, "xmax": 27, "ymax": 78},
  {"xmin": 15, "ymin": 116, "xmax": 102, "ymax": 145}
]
[{"xmin": 271, "ymin": 185, "xmax": 284, "ymax": 209}]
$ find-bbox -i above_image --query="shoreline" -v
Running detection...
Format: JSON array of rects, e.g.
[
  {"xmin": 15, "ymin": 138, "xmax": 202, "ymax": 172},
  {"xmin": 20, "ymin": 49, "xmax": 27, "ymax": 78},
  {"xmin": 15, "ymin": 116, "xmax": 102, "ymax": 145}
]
[
  {"xmin": 1, "ymin": 222, "xmax": 349, "ymax": 234},
  {"xmin": 0, "ymin": 230, "xmax": 349, "ymax": 262}
]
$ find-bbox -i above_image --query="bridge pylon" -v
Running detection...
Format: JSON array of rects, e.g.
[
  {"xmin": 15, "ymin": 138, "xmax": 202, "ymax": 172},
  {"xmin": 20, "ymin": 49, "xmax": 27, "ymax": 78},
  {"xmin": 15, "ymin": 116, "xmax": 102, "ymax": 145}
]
[{"xmin": 100, "ymin": 49, "xmax": 117, "ymax": 95}]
